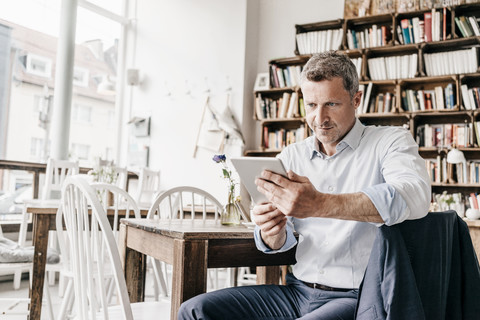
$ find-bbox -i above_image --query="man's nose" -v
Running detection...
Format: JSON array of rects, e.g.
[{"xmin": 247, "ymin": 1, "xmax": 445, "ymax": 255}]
[{"xmin": 316, "ymin": 106, "xmax": 329, "ymax": 123}]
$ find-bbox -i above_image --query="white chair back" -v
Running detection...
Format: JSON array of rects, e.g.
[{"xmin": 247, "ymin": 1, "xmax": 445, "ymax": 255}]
[
  {"xmin": 112, "ymin": 166, "xmax": 128, "ymax": 190},
  {"xmin": 147, "ymin": 186, "xmax": 223, "ymax": 221},
  {"xmin": 135, "ymin": 168, "xmax": 160, "ymax": 206},
  {"xmin": 58, "ymin": 175, "xmax": 134, "ymax": 320},
  {"xmin": 42, "ymin": 158, "xmax": 79, "ymax": 200},
  {"xmin": 90, "ymin": 182, "xmax": 140, "ymax": 237}
]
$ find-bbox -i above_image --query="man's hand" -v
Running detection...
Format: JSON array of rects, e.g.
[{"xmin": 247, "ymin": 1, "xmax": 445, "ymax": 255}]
[
  {"xmin": 255, "ymin": 170, "xmax": 321, "ymax": 219},
  {"xmin": 251, "ymin": 203, "xmax": 287, "ymax": 250}
]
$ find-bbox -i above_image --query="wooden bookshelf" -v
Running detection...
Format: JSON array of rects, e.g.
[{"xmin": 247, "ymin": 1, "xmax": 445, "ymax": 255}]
[{"xmin": 246, "ymin": 2, "xmax": 480, "ymax": 201}]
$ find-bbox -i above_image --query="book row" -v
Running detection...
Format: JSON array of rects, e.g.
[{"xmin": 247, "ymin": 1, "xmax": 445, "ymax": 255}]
[
  {"xmin": 425, "ymin": 157, "xmax": 480, "ymax": 184},
  {"xmin": 424, "ymin": 47, "xmax": 478, "ymax": 76},
  {"xmin": 263, "ymin": 126, "xmax": 306, "ymax": 150},
  {"xmin": 346, "ymin": 25, "xmax": 392, "ymax": 49},
  {"xmin": 416, "ymin": 122, "xmax": 475, "ymax": 148},
  {"xmin": 461, "ymin": 84, "xmax": 480, "ymax": 110},
  {"xmin": 395, "ymin": 8, "xmax": 455, "ymax": 44},
  {"xmin": 255, "ymin": 93, "xmax": 304, "ymax": 120},
  {"xmin": 455, "ymin": 15, "xmax": 480, "ymax": 37},
  {"xmin": 401, "ymin": 84, "xmax": 455, "ymax": 112},
  {"xmin": 296, "ymin": 28, "xmax": 343, "ymax": 55},
  {"xmin": 357, "ymin": 90, "xmax": 396, "ymax": 114},
  {"xmin": 367, "ymin": 53, "xmax": 417, "ymax": 80},
  {"xmin": 269, "ymin": 64, "xmax": 303, "ymax": 89}
]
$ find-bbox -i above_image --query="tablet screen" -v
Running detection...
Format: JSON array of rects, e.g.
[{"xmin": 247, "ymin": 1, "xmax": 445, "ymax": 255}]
[{"xmin": 230, "ymin": 157, "xmax": 287, "ymax": 204}]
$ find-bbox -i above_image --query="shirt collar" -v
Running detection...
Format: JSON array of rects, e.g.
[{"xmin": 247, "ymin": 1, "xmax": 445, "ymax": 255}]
[{"xmin": 308, "ymin": 119, "xmax": 365, "ymax": 159}]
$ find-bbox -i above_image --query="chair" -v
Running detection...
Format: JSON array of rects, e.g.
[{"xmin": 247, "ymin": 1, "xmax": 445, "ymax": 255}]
[
  {"xmin": 135, "ymin": 167, "xmax": 160, "ymax": 207},
  {"xmin": 147, "ymin": 186, "xmax": 228, "ymax": 297},
  {"xmin": 55, "ymin": 181, "xmax": 143, "ymax": 319},
  {"xmin": 112, "ymin": 166, "xmax": 128, "ymax": 190},
  {"xmin": 57, "ymin": 175, "xmax": 168, "ymax": 319},
  {"xmin": 2, "ymin": 158, "xmax": 78, "ymax": 291},
  {"xmin": 41, "ymin": 159, "xmax": 79, "ymax": 288},
  {"xmin": 42, "ymin": 158, "xmax": 80, "ymax": 200},
  {"xmin": 356, "ymin": 210, "xmax": 480, "ymax": 319}
]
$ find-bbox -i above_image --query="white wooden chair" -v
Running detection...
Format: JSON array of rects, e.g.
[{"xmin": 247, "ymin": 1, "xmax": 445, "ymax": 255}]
[
  {"xmin": 112, "ymin": 166, "xmax": 128, "ymax": 190},
  {"xmin": 3, "ymin": 159, "xmax": 79, "ymax": 292},
  {"xmin": 41, "ymin": 159, "xmax": 79, "ymax": 289},
  {"xmin": 147, "ymin": 186, "xmax": 230, "ymax": 297},
  {"xmin": 55, "ymin": 181, "xmax": 143, "ymax": 319},
  {"xmin": 134, "ymin": 167, "xmax": 160, "ymax": 207},
  {"xmin": 57, "ymin": 175, "xmax": 168, "ymax": 319}
]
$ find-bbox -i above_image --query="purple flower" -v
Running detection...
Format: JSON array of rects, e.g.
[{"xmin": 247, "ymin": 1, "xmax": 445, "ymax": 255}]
[{"xmin": 213, "ymin": 154, "xmax": 226, "ymax": 163}]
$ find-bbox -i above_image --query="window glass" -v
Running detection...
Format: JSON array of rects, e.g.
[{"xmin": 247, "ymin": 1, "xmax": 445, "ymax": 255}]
[{"xmin": 0, "ymin": 0, "xmax": 122, "ymax": 168}]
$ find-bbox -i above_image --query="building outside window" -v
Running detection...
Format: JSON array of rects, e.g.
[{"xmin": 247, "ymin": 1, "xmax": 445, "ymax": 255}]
[
  {"xmin": 0, "ymin": 0, "xmax": 125, "ymax": 194},
  {"xmin": 72, "ymin": 103, "xmax": 92, "ymax": 124},
  {"xmin": 71, "ymin": 143, "xmax": 90, "ymax": 160}
]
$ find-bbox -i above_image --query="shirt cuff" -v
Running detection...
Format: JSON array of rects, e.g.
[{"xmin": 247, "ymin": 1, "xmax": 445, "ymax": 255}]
[
  {"xmin": 361, "ymin": 183, "xmax": 409, "ymax": 226},
  {"xmin": 254, "ymin": 224, "xmax": 297, "ymax": 253}
]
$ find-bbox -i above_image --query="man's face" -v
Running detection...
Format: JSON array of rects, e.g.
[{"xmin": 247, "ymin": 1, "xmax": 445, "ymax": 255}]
[{"xmin": 301, "ymin": 77, "xmax": 361, "ymax": 155}]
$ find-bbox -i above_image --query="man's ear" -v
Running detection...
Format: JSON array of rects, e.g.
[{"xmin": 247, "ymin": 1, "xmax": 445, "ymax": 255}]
[{"xmin": 353, "ymin": 90, "xmax": 362, "ymax": 110}]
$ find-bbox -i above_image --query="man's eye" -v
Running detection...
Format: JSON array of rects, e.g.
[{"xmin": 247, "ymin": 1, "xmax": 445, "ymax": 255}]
[
  {"xmin": 327, "ymin": 102, "xmax": 337, "ymax": 107},
  {"xmin": 306, "ymin": 104, "xmax": 315, "ymax": 108}
]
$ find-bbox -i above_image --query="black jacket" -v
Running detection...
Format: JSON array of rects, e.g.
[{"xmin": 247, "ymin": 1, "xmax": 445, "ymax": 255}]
[{"xmin": 356, "ymin": 211, "xmax": 480, "ymax": 320}]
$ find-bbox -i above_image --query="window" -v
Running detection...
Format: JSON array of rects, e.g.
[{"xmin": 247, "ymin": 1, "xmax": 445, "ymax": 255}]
[
  {"xmin": 25, "ymin": 54, "xmax": 52, "ymax": 78},
  {"xmin": 71, "ymin": 143, "xmax": 90, "ymax": 160},
  {"xmin": 73, "ymin": 66, "xmax": 89, "ymax": 87},
  {"xmin": 72, "ymin": 103, "xmax": 92, "ymax": 124},
  {"xmin": 30, "ymin": 137, "xmax": 43, "ymax": 158}
]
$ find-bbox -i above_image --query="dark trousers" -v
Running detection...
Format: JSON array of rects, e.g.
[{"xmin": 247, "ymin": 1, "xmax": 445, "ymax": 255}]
[{"xmin": 178, "ymin": 273, "xmax": 358, "ymax": 320}]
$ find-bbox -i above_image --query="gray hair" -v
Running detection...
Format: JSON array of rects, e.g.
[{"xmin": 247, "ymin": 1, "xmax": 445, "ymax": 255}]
[{"xmin": 300, "ymin": 51, "xmax": 359, "ymax": 99}]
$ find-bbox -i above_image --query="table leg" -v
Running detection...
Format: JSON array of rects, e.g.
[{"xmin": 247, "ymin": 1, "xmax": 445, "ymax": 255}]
[
  {"xmin": 122, "ymin": 225, "xmax": 146, "ymax": 303},
  {"xmin": 171, "ymin": 239, "xmax": 207, "ymax": 320},
  {"xmin": 28, "ymin": 214, "xmax": 50, "ymax": 320},
  {"xmin": 256, "ymin": 266, "xmax": 281, "ymax": 285}
]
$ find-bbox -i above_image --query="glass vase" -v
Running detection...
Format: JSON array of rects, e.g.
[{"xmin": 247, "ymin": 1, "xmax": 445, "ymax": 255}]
[{"xmin": 221, "ymin": 202, "xmax": 241, "ymax": 225}]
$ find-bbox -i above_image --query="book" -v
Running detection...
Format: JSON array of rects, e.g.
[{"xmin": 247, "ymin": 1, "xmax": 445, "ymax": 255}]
[
  {"xmin": 424, "ymin": 92, "xmax": 433, "ymax": 110},
  {"xmin": 469, "ymin": 16, "xmax": 480, "ymax": 36},
  {"xmin": 255, "ymin": 94, "xmax": 265, "ymax": 120},
  {"xmin": 424, "ymin": 12, "xmax": 432, "ymax": 42},
  {"xmin": 434, "ymin": 86, "xmax": 445, "ymax": 110},
  {"xmin": 376, "ymin": 93, "xmax": 385, "ymax": 113},
  {"xmin": 358, "ymin": 84, "xmax": 365, "ymax": 114},
  {"xmin": 417, "ymin": 90, "xmax": 426, "ymax": 111},
  {"xmin": 286, "ymin": 92, "xmax": 298, "ymax": 118},
  {"xmin": 412, "ymin": 17, "xmax": 421, "ymax": 43},
  {"xmin": 401, "ymin": 90, "xmax": 409, "ymax": 111},
  {"xmin": 460, "ymin": 16, "xmax": 474, "ymax": 37},
  {"xmin": 363, "ymin": 82, "xmax": 373, "ymax": 113},
  {"xmin": 396, "ymin": 24, "xmax": 404, "ymax": 44},
  {"xmin": 443, "ymin": 7, "xmax": 447, "ymax": 41},
  {"xmin": 278, "ymin": 92, "xmax": 291, "ymax": 118},
  {"xmin": 401, "ymin": 19, "xmax": 411, "ymax": 44},
  {"xmin": 461, "ymin": 84, "xmax": 472, "ymax": 110},
  {"xmin": 445, "ymin": 83, "xmax": 455, "ymax": 109},
  {"xmin": 383, "ymin": 92, "xmax": 391, "ymax": 112},
  {"xmin": 299, "ymin": 97, "xmax": 305, "ymax": 117}
]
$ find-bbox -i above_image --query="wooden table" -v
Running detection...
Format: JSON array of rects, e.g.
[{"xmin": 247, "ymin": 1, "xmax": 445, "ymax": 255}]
[
  {"xmin": 119, "ymin": 219, "xmax": 297, "ymax": 320},
  {"xmin": 25, "ymin": 201, "xmax": 148, "ymax": 320}
]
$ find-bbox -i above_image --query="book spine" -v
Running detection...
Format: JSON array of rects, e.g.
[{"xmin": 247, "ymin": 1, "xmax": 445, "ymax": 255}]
[{"xmin": 424, "ymin": 12, "xmax": 432, "ymax": 42}]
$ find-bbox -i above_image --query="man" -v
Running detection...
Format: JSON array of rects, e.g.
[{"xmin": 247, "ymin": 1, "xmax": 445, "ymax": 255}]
[{"xmin": 178, "ymin": 51, "xmax": 431, "ymax": 320}]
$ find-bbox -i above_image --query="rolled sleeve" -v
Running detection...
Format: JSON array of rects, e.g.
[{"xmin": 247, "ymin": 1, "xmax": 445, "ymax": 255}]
[
  {"xmin": 362, "ymin": 183, "xmax": 409, "ymax": 226},
  {"xmin": 254, "ymin": 224, "xmax": 297, "ymax": 253}
]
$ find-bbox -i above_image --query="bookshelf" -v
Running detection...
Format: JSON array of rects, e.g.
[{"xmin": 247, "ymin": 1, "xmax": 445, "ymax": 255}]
[{"xmin": 246, "ymin": 2, "xmax": 480, "ymax": 200}]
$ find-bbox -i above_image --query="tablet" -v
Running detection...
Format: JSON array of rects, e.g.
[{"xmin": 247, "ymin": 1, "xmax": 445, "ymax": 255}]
[{"xmin": 230, "ymin": 157, "xmax": 288, "ymax": 204}]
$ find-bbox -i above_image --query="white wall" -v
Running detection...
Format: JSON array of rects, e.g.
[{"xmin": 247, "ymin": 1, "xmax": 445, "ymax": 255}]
[{"xmin": 130, "ymin": 0, "xmax": 344, "ymax": 202}]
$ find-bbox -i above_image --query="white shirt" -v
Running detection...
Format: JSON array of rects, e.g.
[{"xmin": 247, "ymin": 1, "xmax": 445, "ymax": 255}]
[{"xmin": 254, "ymin": 119, "xmax": 431, "ymax": 289}]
